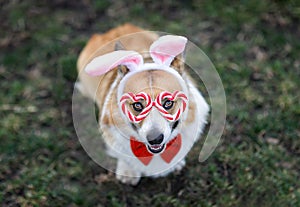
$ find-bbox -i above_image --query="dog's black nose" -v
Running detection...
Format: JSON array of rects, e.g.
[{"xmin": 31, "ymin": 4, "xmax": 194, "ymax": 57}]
[{"xmin": 147, "ymin": 134, "xmax": 164, "ymax": 145}]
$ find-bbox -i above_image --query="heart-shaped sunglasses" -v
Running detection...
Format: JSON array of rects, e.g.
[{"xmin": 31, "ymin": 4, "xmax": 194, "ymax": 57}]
[{"xmin": 120, "ymin": 91, "xmax": 188, "ymax": 123}]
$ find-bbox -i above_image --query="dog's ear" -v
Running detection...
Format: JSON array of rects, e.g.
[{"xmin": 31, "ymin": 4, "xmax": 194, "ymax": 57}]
[
  {"xmin": 150, "ymin": 35, "xmax": 187, "ymax": 69},
  {"xmin": 114, "ymin": 41, "xmax": 130, "ymax": 75},
  {"xmin": 115, "ymin": 40, "xmax": 125, "ymax": 51},
  {"xmin": 170, "ymin": 51, "xmax": 186, "ymax": 74},
  {"xmin": 85, "ymin": 50, "xmax": 143, "ymax": 76}
]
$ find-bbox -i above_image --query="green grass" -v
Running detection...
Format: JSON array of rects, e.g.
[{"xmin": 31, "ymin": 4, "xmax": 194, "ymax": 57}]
[{"xmin": 1, "ymin": 0, "xmax": 300, "ymax": 206}]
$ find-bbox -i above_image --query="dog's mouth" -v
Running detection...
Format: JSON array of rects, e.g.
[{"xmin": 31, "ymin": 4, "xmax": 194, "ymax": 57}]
[{"xmin": 147, "ymin": 144, "xmax": 165, "ymax": 154}]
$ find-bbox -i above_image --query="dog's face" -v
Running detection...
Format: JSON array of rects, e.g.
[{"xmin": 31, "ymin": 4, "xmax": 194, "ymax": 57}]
[{"xmin": 119, "ymin": 69, "xmax": 188, "ymax": 154}]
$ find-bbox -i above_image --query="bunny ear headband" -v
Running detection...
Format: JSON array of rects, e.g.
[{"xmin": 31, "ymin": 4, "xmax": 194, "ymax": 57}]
[
  {"xmin": 84, "ymin": 35, "xmax": 189, "ymax": 123},
  {"xmin": 84, "ymin": 35, "xmax": 187, "ymax": 76}
]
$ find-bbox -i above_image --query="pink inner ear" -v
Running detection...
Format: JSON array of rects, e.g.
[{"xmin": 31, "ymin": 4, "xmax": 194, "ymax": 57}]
[
  {"xmin": 84, "ymin": 50, "xmax": 143, "ymax": 76},
  {"xmin": 150, "ymin": 35, "xmax": 187, "ymax": 66}
]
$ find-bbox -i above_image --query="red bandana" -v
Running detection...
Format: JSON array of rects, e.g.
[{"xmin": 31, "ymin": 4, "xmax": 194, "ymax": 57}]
[{"xmin": 130, "ymin": 134, "xmax": 182, "ymax": 165}]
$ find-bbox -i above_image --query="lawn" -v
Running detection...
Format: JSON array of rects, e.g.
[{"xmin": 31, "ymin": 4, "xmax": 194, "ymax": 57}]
[{"xmin": 0, "ymin": 0, "xmax": 300, "ymax": 206}]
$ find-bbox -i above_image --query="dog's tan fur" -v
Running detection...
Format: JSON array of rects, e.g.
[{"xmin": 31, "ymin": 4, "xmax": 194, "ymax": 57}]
[
  {"xmin": 77, "ymin": 24, "xmax": 209, "ymax": 185},
  {"xmin": 77, "ymin": 24, "xmax": 157, "ymax": 108}
]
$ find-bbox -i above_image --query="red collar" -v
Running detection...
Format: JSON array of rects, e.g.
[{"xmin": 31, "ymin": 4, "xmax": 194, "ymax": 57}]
[{"xmin": 130, "ymin": 134, "xmax": 182, "ymax": 165}]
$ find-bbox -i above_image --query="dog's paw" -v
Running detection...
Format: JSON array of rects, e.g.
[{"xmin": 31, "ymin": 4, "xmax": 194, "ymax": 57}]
[
  {"xmin": 116, "ymin": 174, "xmax": 141, "ymax": 186},
  {"xmin": 174, "ymin": 159, "xmax": 186, "ymax": 173},
  {"xmin": 116, "ymin": 160, "xmax": 141, "ymax": 185}
]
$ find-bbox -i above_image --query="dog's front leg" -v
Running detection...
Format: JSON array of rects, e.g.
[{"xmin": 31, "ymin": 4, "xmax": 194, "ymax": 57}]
[{"xmin": 116, "ymin": 159, "xmax": 141, "ymax": 185}]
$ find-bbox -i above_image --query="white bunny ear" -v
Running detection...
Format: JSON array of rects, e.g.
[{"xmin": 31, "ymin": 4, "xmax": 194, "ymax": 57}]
[
  {"xmin": 150, "ymin": 35, "xmax": 187, "ymax": 66},
  {"xmin": 85, "ymin": 50, "xmax": 143, "ymax": 76}
]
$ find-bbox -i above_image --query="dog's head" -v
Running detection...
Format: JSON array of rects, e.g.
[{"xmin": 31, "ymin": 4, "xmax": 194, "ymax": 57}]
[
  {"xmin": 118, "ymin": 67, "xmax": 188, "ymax": 153},
  {"xmin": 85, "ymin": 35, "xmax": 189, "ymax": 153}
]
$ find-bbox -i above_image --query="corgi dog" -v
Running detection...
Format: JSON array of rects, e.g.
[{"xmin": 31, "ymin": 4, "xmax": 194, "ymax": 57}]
[{"xmin": 76, "ymin": 24, "xmax": 209, "ymax": 185}]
